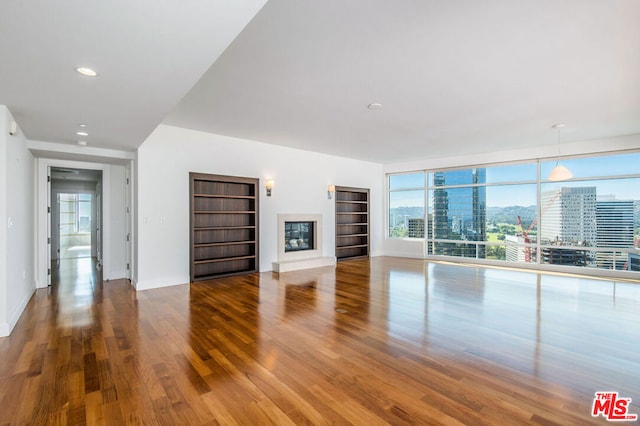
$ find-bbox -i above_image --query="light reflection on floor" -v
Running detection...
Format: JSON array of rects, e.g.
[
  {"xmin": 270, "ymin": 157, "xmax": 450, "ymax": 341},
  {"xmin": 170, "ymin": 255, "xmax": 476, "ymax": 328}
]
[
  {"xmin": 379, "ymin": 260, "xmax": 640, "ymax": 377},
  {"xmin": 52, "ymin": 257, "xmax": 100, "ymax": 327},
  {"xmin": 61, "ymin": 245, "xmax": 92, "ymax": 259}
]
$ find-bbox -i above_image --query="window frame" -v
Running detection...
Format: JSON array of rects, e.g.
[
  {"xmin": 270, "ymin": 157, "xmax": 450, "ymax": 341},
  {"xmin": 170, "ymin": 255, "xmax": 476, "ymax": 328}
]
[{"xmin": 386, "ymin": 150, "xmax": 640, "ymax": 274}]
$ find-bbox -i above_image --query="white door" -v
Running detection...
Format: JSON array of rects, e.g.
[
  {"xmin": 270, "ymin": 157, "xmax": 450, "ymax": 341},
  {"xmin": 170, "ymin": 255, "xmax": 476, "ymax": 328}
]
[
  {"xmin": 56, "ymin": 193, "xmax": 61, "ymax": 261},
  {"xmin": 47, "ymin": 167, "xmax": 52, "ymax": 286},
  {"xmin": 96, "ymin": 192, "xmax": 102, "ymax": 265},
  {"xmin": 125, "ymin": 169, "xmax": 131, "ymax": 279}
]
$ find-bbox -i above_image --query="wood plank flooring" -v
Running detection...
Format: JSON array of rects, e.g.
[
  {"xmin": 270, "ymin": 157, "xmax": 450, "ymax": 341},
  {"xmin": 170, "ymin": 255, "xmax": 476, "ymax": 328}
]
[{"xmin": 1, "ymin": 256, "xmax": 639, "ymax": 425}]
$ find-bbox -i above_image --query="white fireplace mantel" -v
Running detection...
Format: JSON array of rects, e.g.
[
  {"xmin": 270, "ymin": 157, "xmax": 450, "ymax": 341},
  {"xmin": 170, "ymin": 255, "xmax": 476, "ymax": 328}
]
[{"xmin": 272, "ymin": 213, "xmax": 336, "ymax": 273}]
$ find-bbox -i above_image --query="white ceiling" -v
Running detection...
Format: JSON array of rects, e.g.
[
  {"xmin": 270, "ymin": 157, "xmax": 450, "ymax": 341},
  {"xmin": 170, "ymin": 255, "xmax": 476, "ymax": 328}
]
[
  {"xmin": 2, "ymin": 0, "xmax": 639, "ymax": 164},
  {"xmin": 0, "ymin": 0, "xmax": 267, "ymax": 151}
]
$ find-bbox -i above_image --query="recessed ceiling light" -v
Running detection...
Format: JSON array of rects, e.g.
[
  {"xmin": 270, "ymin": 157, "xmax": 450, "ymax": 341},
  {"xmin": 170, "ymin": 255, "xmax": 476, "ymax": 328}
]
[
  {"xmin": 77, "ymin": 141, "xmax": 88, "ymax": 146},
  {"xmin": 76, "ymin": 131, "xmax": 89, "ymax": 136},
  {"xmin": 367, "ymin": 103, "xmax": 382, "ymax": 110},
  {"xmin": 78, "ymin": 124, "xmax": 87, "ymax": 128},
  {"xmin": 75, "ymin": 67, "xmax": 98, "ymax": 77},
  {"xmin": 552, "ymin": 123, "xmax": 566, "ymax": 128}
]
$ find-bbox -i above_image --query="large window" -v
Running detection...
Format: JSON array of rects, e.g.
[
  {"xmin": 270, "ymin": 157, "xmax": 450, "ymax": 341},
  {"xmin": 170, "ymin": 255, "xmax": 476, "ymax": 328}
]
[
  {"xmin": 59, "ymin": 193, "xmax": 92, "ymax": 233},
  {"xmin": 389, "ymin": 173, "xmax": 425, "ymax": 238},
  {"xmin": 539, "ymin": 153, "xmax": 640, "ymax": 271},
  {"xmin": 388, "ymin": 152, "xmax": 640, "ymax": 273}
]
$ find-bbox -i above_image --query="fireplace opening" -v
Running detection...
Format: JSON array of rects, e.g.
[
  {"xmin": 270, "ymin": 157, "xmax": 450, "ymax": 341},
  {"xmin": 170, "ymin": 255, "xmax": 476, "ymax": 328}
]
[{"xmin": 284, "ymin": 221, "xmax": 315, "ymax": 252}]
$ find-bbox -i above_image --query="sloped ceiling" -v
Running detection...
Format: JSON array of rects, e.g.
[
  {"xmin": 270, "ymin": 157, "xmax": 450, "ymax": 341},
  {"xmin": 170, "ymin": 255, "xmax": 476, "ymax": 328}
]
[
  {"xmin": 2, "ymin": 0, "xmax": 639, "ymax": 163},
  {"xmin": 0, "ymin": 0, "xmax": 268, "ymax": 151}
]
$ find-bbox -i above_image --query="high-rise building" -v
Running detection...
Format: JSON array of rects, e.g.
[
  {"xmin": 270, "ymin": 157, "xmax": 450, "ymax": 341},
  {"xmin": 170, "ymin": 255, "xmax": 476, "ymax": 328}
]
[
  {"xmin": 540, "ymin": 187, "xmax": 597, "ymax": 246},
  {"xmin": 431, "ymin": 169, "xmax": 486, "ymax": 257},
  {"xmin": 540, "ymin": 187, "xmax": 597, "ymax": 266},
  {"xmin": 596, "ymin": 198, "xmax": 634, "ymax": 269},
  {"xmin": 505, "ymin": 235, "xmax": 523, "ymax": 262},
  {"xmin": 408, "ymin": 218, "xmax": 425, "ymax": 238}
]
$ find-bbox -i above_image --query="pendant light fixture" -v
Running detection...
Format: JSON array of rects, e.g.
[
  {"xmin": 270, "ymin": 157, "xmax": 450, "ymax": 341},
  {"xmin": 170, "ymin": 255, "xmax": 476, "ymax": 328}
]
[{"xmin": 547, "ymin": 123, "xmax": 573, "ymax": 181}]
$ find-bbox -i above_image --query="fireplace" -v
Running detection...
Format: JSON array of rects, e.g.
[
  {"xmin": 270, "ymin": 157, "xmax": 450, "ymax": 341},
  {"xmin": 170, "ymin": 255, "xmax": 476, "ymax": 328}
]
[
  {"xmin": 273, "ymin": 214, "xmax": 336, "ymax": 272},
  {"xmin": 285, "ymin": 221, "xmax": 315, "ymax": 252}
]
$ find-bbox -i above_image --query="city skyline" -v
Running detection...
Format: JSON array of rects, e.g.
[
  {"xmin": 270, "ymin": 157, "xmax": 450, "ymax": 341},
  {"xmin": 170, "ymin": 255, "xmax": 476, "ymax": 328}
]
[{"xmin": 388, "ymin": 152, "xmax": 640, "ymax": 270}]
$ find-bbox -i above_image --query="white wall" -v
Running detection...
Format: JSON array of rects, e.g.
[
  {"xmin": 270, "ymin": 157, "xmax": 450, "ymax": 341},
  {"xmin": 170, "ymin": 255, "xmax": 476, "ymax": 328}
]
[
  {"xmin": 0, "ymin": 107, "xmax": 7, "ymax": 335},
  {"xmin": 136, "ymin": 124, "xmax": 383, "ymax": 290},
  {"xmin": 0, "ymin": 106, "xmax": 36, "ymax": 336}
]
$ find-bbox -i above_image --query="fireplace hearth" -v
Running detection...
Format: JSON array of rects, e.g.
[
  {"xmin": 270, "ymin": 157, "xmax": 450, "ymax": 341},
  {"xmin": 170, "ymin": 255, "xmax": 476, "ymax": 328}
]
[{"xmin": 273, "ymin": 214, "xmax": 336, "ymax": 273}]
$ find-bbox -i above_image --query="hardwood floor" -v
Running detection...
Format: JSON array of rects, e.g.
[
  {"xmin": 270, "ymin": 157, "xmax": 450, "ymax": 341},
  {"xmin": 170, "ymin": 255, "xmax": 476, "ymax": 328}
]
[{"xmin": 1, "ymin": 257, "xmax": 639, "ymax": 425}]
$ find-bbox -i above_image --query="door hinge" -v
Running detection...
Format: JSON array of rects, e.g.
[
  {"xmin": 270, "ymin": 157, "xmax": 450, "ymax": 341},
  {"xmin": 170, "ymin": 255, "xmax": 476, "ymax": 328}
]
[
  {"xmin": 48, "ymin": 268, "xmax": 51, "ymax": 276},
  {"xmin": 126, "ymin": 178, "xmax": 130, "ymax": 184},
  {"xmin": 48, "ymin": 237, "xmax": 51, "ymax": 244},
  {"xmin": 47, "ymin": 206, "xmax": 51, "ymax": 213},
  {"xmin": 126, "ymin": 233, "xmax": 130, "ymax": 242},
  {"xmin": 127, "ymin": 263, "xmax": 130, "ymax": 270},
  {"xmin": 47, "ymin": 176, "xmax": 51, "ymax": 182}
]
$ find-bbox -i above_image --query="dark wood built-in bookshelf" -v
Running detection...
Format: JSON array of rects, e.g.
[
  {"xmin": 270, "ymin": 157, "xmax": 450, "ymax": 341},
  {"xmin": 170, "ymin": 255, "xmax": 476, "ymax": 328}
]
[
  {"xmin": 190, "ymin": 173, "xmax": 259, "ymax": 281},
  {"xmin": 335, "ymin": 186, "xmax": 369, "ymax": 260}
]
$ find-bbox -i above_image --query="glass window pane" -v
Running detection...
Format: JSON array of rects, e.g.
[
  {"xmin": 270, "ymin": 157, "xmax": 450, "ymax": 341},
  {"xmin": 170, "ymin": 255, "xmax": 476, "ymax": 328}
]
[
  {"xmin": 540, "ymin": 246, "xmax": 596, "ymax": 267},
  {"xmin": 389, "ymin": 173, "xmax": 425, "ymax": 190},
  {"xmin": 428, "ymin": 186, "xmax": 486, "ymax": 242},
  {"xmin": 389, "ymin": 190, "xmax": 425, "ymax": 238},
  {"xmin": 486, "ymin": 184, "xmax": 537, "ymax": 211},
  {"xmin": 392, "ymin": 151, "xmax": 639, "ymax": 272},
  {"xmin": 541, "ymin": 152, "xmax": 640, "ymax": 180},
  {"xmin": 485, "ymin": 163, "xmax": 537, "ymax": 183},
  {"xmin": 59, "ymin": 193, "xmax": 77, "ymax": 235},
  {"xmin": 427, "ymin": 240, "xmax": 483, "ymax": 258},
  {"xmin": 486, "ymin": 184, "xmax": 537, "ymax": 250},
  {"xmin": 503, "ymin": 240, "xmax": 538, "ymax": 263},
  {"xmin": 428, "ymin": 165, "xmax": 537, "ymax": 186},
  {"xmin": 429, "ymin": 168, "xmax": 486, "ymax": 187},
  {"xmin": 78, "ymin": 194, "xmax": 92, "ymax": 233},
  {"xmin": 540, "ymin": 178, "xmax": 639, "ymax": 270}
]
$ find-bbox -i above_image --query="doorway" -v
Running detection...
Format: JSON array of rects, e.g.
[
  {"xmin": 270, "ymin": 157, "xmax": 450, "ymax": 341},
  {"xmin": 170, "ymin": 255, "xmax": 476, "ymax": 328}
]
[
  {"xmin": 50, "ymin": 167, "xmax": 103, "ymax": 283},
  {"xmin": 38, "ymin": 158, "xmax": 134, "ymax": 288}
]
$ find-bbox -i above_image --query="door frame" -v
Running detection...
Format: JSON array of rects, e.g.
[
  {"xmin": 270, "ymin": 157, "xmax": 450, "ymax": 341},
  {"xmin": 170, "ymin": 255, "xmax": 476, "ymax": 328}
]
[{"xmin": 37, "ymin": 158, "xmax": 111, "ymax": 288}]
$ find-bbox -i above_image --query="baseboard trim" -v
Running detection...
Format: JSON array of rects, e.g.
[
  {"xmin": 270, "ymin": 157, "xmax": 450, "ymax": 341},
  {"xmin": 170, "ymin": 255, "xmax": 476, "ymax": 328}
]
[
  {"xmin": 1, "ymin": 287, "xmax": 36, "ymax": 337},
  {"xmin": 383, "ymin": 251, "xmax": 426, "ymax": 259},
  {"xmin": 272, "ymin": 256, "xmax": 336, "ymax": 273},
  {"xmin": 134, "ymin": 276, "xmax": 189, "ymax": 291}
]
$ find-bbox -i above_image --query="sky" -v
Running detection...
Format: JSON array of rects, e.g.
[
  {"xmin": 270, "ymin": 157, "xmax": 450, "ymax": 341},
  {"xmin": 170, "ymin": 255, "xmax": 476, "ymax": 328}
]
[{"xmin": 389, "ymin": 152, "xmax": 640, "ymax": 208}]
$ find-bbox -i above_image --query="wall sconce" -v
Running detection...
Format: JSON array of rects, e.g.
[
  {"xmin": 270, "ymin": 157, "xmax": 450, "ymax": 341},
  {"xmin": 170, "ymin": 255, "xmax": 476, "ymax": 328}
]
[
  {"xmin": 327, "ymin": 184, "xmax": 336, "ymax": 199},
  {"xmin": 265, "ymin": 179, "xmax": 274, "ymax": 197}
]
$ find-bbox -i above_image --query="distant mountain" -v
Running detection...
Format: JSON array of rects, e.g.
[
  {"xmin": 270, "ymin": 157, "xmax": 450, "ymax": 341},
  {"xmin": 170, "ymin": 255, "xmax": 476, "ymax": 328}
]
[
  {"xmin": 486, "ymin": 205, "xmax": 536, "ymax": 225},
  {"xmin": 390, "ymin": 202, "xmax": 638, "ymax": 230},
  {"xmin": 389, "ymin": 206, "xmax": 425, "ymax": 219},
  {"xmin": 390, "ymin": 205, "xmax": 537, "ymax": 226}
]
